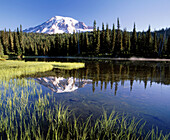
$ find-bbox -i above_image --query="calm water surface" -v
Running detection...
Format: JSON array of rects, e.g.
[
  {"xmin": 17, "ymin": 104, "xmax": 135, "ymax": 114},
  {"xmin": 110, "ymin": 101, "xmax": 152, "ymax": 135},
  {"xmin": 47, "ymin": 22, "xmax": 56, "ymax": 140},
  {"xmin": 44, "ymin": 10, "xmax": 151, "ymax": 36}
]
[{"xmin": 27, "ymin": 58, "xmax": 170, "ymax": 133}]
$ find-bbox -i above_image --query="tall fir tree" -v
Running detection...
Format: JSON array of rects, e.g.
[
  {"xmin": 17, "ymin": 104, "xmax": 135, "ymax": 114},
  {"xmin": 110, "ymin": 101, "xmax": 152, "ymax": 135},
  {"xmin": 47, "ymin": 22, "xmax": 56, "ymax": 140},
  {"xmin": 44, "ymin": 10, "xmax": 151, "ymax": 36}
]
[
  {"xmin": 84, "ymin": 32, "xmax": 89, "ymax": 54},
  {"xmin": 137, "ymin": 32, "xmax": 142, "ymax": 56},
  {"xmin": 141, "ymin": 32, "xmax": 146, "ymax": 56},
  {"xmin": 93, "ymin": 20, "xmax": 97, "ymax": 54},
  {"xmin": 158, "ymin": 35, "xmax": 163, "ymax": 57},
  {"xmin": 19, "ymin": 25, "xmax": 23, "ymax": 53},
  {"xmin": 127, "ymin": 33, "xmax": 131, "ymax": 55},
  {"xmin": 100, "ymin": 23, "xmax": 105, "ymax": 53},
  {"xmin": 162, "ymin": 37, "xmax": 167, "ymax": 57},
  {"xmin": 14, "ymin": 32, "xmax": 22, "ymax": 56},
  {"xmin": 146, "ymin": 26, "xmax": 152, "ymax": 56},
  {"xmin": 105, "ymin": 24, "xmax": 110, "ymax": 53},
  {"xmin": 73, "ymin": 31, "xmax": 77, "ymax": 55},
  {"xmin": 122, "ymin": 29, "xmax": 128, "ymax": 55},
  {"xmin": 1, "ymin": 30, "xmax": 9, "ymax": 55},
  {"xmin": 9, "ymin": 29, "xmax": 14, "ymax": 53},
  {"xmin": 69, "ymin": 36, "xmax": 73, "ymax": 56},
  {"xmin": 66, "ymin": 36, "xmax": 70, "ymax": 56},
  {"xmin": 167, "ymin": 36, "xmax": 170, "ymax": 57},
  {"xmin": 0, "ymin": 40, "xmax": 4, "ymax": 56},
  {"xmin": 115, "ymin": 18, "xmax": 122, "ymax": 56},
  {"xmin": 34, "ymin": 42, "xmax": 38, "ymax": 55},
  {"xmin": 79, "ymin": 33, "xmax": 84, "ymax": 54},
  {"xmin": 153, "ymin": 31, "xmax": 158, "ymax": 56},
  {"xmin": 111, "ymin": 24, "xmax": 116, "ymax": 54},
  {"xmin": 17, "ymin": 27, "xmax": 20, "ymax": 36},
  {"xmin": 96, "ymin": 27, "xmax": 100, "ymax": 54},
  {"xmin": 131, "ymin": 23, "xmax": 137, "ymax": 56}
]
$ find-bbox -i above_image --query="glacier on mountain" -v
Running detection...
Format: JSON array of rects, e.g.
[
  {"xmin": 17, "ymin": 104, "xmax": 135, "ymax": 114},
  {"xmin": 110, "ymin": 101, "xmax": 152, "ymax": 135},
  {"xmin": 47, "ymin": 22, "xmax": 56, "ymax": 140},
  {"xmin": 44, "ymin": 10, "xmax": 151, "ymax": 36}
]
[{"xmin": 24, "ymin": 16, "xmax": 93, "ymax": 34}]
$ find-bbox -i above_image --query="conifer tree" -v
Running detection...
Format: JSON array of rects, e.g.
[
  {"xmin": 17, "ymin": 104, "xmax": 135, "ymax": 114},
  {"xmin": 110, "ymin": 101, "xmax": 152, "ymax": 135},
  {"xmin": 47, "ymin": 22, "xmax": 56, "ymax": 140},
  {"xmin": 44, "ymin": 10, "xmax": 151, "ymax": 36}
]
[
  {"xmin": 93, "ymin": 20, "xmax": 97, "ymax": 53},
  {"xmin": 111, "ymin": 24, "xmax": 116, "ymax": 54},
  {"xmin": 141, "ymin": 32, "xmax": 146, "ymax": 56},
  {"xmin": 40, "ymin": 41, "xmax": 44, "ymax": 55},
  {"xmin": 158, "ymin": 35, "xmax": 163, "ymax": 57},
  {"xmin": 19, "ymin": 25, "xmax": 23, "ymax": 53},
  {"xmin": 1, "ymin": 30, "xmax": 9, "ymax": 55},
  {"xmin": 146, "ymin": 26, "xmax": 152, "ymax": 56},
  {"xmin": 162, "ymin": 37, "xmax": 167, "ymax": 57},
  {"xmin": 9, "ymin": 29, "xmax": 14, "ymax": 53},
  {"xmin": 73, "ymin": 31, "xmax": 77, "ymax": 55},
  {"xmin": 0, "ymin": 40, "xmax": 4, "ymax": 56},
  {"xmin": 127, "ymin": 33, "xmax": 131, "ymax": 55},
  {"xmin": 79, "ymin": 33, "xmax": 84, "ymax": 54},
  {"xmin": 55, "ymin": 34, "xmax": 60, "ymax": 56},
  {"xmin": 62, "ymin": 35, "xmax": 69, "ymax": 56},
  {"xmin": 115, "ymin": 18, "xmax": 122, "ymax": 56},
  {"xmin": 137, "ymin": 32, "xmax": 142, "ymax": 56},
  {"xmin": 49, "ymin": 39, "xmax": 55, "ymax": 56},
  {"xmin": 45, "ymin": 39, "xmax": 50, "ymax": 55},
  {"xmin": 34, "ymin": 42, "xmax": 38, "ymax": 55},
  {"xmin": 66, "ymin": 36, "xmax": 69, "ymax": 56},
  {"xmin": 105, "ymin": 24, "xmax": 110, "ymax": 53},
  {"xmin": 167, "ymin": 36, "xmax": 170, "ymax": 57},
  {"xmin": 96, "ymin": 27, "xmax": 100, "ymax": 54},
  {"xmin": 153, "ymin": 31, "xmax": 158, "ymax": 56},
  {"xmin": 14, "ymin": 32, "xmax": 22, "ymax": 56},
  {"xmin": 100, "ymin": 23, "xmax": 105, "ymax": 53},
  {"xmin": 84, "ymin": 32, "xmax": 89, "ymax": 54},
  {"xmin": 122, "ymin": 29, "xmax": 128, "ymax": 55},
  {"xmin": 0, "ymin": 31, "xmax": 5, "ymax": 51},
  {"xmin": 69, "ymin": 36, "xmax": 73, "ymax": 56},
  {"xmin": 131, "ymin": 23, "xmax": 137, "ymax": 55}
]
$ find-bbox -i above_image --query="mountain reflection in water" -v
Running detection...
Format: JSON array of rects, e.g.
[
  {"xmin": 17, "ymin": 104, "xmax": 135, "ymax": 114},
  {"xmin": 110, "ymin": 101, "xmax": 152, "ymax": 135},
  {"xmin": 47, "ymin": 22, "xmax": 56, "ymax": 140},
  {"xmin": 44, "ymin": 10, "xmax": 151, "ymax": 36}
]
[{"xmin": 36, "ymin": 77, "xmax": 92, "ymax": 93}]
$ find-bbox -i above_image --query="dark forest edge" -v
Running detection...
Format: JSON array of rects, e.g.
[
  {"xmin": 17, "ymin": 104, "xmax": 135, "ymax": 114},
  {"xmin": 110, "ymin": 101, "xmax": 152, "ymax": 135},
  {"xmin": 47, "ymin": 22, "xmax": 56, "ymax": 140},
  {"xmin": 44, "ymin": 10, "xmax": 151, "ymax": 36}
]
[{"xmin": 1, "ymin": 18, "xmax": 170, "ymax": 59}]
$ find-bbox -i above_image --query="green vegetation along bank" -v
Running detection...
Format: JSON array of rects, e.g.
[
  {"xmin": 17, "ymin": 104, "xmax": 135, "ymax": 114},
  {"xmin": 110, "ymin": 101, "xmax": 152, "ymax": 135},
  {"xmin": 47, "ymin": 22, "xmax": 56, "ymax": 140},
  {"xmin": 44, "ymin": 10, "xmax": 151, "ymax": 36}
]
[{"xmin": 0, "ymin": 60, "xmax": 85, "ymax": 80}]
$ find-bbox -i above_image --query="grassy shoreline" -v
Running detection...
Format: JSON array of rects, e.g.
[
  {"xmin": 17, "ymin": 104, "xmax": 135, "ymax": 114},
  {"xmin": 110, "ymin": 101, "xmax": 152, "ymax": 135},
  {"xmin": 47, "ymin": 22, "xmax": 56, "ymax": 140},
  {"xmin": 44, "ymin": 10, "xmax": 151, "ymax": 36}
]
[{"xmin": 0, "ymin": 60, "xmax": 85, "ymax": 80}]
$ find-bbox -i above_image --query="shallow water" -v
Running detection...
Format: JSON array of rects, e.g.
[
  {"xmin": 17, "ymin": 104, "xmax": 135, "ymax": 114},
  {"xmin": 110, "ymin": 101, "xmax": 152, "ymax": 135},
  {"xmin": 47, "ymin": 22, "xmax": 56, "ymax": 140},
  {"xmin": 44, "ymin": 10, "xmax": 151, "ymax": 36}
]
[{"xmin": 27, "ymin": 59, "xmax": 170, "ymax": 133}]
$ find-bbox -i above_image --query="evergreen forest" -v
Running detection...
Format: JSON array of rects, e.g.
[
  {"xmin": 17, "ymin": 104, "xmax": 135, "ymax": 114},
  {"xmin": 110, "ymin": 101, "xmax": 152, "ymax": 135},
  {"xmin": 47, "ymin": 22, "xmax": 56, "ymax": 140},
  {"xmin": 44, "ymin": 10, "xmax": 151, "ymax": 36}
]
[{"xmin": 1, "ymin": 19, "xmax": 170, "ymax": 58}]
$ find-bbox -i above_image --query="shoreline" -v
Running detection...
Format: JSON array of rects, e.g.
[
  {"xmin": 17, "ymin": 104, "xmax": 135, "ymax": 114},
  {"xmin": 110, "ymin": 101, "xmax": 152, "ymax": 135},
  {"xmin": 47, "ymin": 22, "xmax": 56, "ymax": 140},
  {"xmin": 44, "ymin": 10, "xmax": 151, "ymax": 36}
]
[{"xmin": 23, "ymin": 56, "xmax": 170, "ymax": 62}]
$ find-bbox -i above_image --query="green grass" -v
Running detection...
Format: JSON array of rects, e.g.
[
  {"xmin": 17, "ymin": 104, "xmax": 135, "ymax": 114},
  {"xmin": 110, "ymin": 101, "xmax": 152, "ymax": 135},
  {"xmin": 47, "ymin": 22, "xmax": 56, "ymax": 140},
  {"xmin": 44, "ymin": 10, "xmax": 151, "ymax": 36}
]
[
  {"xmin": 50, "ymin": 62, "xmax": 85, "ymax": 69},
  {"xmin": 0, "ymin": 60, "xmax": 85, "ymax": 80}
]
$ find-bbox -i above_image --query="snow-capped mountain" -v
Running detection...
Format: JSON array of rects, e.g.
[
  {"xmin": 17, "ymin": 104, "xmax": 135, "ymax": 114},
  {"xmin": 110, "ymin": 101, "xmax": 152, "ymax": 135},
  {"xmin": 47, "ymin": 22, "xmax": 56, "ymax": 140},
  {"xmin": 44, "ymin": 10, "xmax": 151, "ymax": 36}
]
[{"xmin": 24, "ymin": 16, "xmax": 93, "ymax": 34}]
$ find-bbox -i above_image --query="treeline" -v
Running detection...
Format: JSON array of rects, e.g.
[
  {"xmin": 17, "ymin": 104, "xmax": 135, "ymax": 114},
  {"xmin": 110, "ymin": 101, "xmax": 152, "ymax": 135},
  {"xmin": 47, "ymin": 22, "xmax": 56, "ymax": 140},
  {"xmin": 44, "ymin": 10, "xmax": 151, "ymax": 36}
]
[{"xmin": 1, "ymin": 19, "xmax": 170, "ymax": 58}]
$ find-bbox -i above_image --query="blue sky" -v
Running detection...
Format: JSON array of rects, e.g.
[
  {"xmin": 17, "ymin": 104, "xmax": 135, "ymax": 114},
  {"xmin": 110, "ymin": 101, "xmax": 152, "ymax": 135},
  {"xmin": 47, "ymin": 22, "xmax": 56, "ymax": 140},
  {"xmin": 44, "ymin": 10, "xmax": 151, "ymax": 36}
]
[{"xmin": 0, "ymin": 0, "xmax": 170, "ymax": 31}]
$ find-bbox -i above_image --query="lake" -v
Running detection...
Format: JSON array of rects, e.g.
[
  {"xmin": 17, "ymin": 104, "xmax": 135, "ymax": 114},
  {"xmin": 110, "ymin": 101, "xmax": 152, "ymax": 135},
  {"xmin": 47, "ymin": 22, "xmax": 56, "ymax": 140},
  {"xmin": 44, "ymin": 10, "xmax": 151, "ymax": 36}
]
[{"xmin": 25, "ymin": 58, "xmax": 170, "ymax": 134}]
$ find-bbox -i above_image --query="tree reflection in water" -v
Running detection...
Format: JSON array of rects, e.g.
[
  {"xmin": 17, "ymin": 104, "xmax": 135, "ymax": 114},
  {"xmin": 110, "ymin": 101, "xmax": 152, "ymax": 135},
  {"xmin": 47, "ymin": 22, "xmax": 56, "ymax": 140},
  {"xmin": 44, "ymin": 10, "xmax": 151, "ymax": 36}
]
[{"xmin": 46, "ymin": 61, "xmax": 170, "ymax": 95}]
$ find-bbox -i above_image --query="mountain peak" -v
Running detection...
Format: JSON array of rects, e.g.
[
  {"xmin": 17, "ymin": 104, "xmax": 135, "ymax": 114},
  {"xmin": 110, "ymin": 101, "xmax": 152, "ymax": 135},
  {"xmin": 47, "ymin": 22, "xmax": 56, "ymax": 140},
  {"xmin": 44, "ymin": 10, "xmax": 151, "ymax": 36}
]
[{"xmin": 24, "ymin": 16, "xmax": 93, "ymax": 34}]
